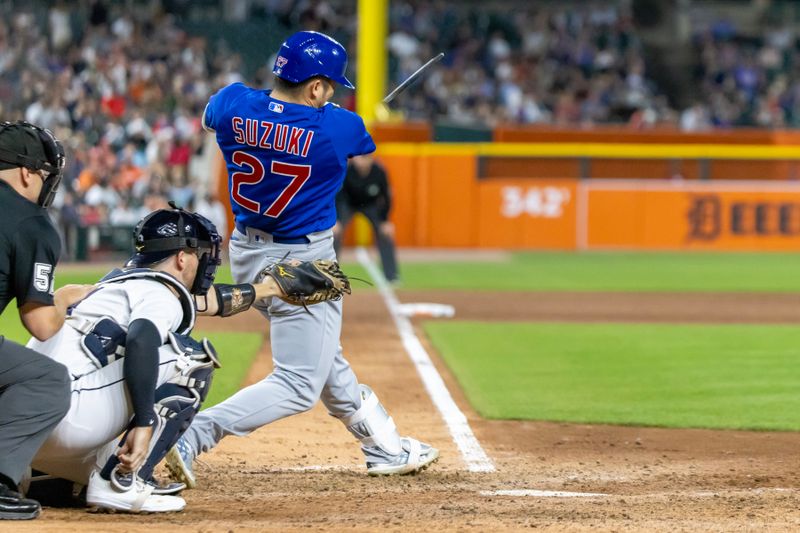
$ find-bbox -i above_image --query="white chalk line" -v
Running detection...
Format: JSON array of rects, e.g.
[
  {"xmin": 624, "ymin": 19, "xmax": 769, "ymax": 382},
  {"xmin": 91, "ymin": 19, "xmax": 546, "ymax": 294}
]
[
  {"xmin": 245, "ymin": 464, "xmax": 362, "ymax": 473},
  {"xmin": 635, "ymin": 487, "xmax": 796, "ymax": 499},
  {"xmin": 355, "ymin": 247, "xmax": 495, "ymax": 473},
  {"xmin": 479, "ymin": 487, "xmax": 797, "ymax": 499},
  {"xmin": 480, "ymin": 489, "xmax": 607, "ymax": 498}
]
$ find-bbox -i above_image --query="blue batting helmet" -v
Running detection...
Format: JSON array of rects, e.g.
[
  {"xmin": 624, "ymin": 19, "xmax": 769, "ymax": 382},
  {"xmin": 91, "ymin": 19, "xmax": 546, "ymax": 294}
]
[{"xmin": 273, "ymin": 31, "xmax": 355, "ymax": 89}]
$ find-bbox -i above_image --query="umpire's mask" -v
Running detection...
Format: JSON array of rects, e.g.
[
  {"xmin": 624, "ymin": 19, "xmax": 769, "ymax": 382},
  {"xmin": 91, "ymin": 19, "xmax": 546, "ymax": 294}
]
[
  {"xmin": 0, "ymin": 121, "xmax": 65, "ymax": 208},
  {"xmin": 127, "ymin": 202, "xmax": 222, "ymax": 295}
]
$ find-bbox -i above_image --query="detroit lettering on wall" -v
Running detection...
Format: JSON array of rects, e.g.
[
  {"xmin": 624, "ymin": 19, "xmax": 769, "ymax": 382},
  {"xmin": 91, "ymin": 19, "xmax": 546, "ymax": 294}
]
[{"xmin": 687, "ymin": 195, "xmax": 800, "ymax": 241}]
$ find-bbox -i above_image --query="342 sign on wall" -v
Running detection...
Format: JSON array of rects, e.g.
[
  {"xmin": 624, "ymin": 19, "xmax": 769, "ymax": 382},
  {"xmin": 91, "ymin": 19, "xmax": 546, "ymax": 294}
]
[{"xmin": 501, "ymin": 186, "xmax": 571, "ymax": 218}]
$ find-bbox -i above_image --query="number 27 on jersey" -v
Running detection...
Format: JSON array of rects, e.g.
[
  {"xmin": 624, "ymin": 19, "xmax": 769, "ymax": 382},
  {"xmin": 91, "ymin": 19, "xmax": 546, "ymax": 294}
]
[{"xmin": 230, "ymin": 151, "xmax": 310, "ymax": 218}]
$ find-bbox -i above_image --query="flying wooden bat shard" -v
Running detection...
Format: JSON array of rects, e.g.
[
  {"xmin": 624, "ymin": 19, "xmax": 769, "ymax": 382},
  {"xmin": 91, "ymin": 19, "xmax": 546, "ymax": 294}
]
[{"xmin": 383, "ymin": 52, "xmax": 445, "ymax": 104}]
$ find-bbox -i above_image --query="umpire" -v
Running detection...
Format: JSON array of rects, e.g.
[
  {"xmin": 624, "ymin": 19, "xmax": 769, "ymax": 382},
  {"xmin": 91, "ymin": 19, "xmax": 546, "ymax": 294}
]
[
  {"xmin": 333, "ymin": 154, "xmax": 399, "ymax": 283},
  {"xmin": 0, "ymin": 121, "xmax": 92, "ymax": 519}
]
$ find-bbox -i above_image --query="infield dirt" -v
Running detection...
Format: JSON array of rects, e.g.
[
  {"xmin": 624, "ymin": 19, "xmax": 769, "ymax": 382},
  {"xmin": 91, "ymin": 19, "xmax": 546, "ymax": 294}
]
[{"xmin": 13, "ymin": 290, "xmax": 800, "ymax": 531}]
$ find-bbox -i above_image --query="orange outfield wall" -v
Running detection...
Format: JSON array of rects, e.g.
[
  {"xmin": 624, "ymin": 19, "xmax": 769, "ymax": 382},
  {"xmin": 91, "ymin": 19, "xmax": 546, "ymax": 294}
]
[
  {"xmin": 372, "ymin": 124, "xmax": 800, "ymax": 180},
  {"xmin": 586, "ymin": 181, "xmax": 800, "ymax": 251},
  {"xmin": 378, "ymin": 151, "xmax": 577, "ymax": 249},
  {"xmin": 377, "ymin": 150, "xmax": 800, "ymax": 250},
  {"xmin": 489, "ymin": 127, "xmax": 800, "ymax": 180}
]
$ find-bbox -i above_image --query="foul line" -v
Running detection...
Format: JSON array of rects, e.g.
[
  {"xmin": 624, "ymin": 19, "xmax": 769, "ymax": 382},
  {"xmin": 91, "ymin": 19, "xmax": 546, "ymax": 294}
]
[
  {"xmin": 480, "ymin": 489, "xmax": 607, "ymax": 498},
  {"xmin": 355, "ymin": 247, "xmax": 495, "ymax": 473},
  {"xmin": 246, "ymin": 464, "xmax": 361, "ymax": 473}
]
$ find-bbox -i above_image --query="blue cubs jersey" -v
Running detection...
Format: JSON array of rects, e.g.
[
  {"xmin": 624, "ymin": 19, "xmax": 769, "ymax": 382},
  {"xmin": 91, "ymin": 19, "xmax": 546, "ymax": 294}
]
[{"xmin": 204, "ymin": 83, "xmax": 376, "ymax": 237}]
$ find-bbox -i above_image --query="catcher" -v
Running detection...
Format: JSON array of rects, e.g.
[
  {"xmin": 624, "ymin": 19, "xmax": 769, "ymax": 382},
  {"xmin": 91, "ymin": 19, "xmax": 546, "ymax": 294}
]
[{"xmin": 24, "ymin": 204, "xmax": 348, "ymax": 513}]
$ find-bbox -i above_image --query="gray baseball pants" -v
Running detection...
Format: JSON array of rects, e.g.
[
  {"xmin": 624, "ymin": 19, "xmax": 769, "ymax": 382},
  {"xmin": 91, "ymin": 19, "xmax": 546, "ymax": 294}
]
[
  {"xmin": 0, "ymin": 337, "xmax": 70, "ymax": 488},
  {"xmin": 183, "ymin": 227, "xmax": 362, "ymax": 455}
]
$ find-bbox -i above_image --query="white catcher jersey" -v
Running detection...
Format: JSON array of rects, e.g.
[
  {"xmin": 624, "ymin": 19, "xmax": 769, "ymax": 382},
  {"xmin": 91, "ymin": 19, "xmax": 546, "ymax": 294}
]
[{"xmin": 28, "ymin": 278, "xmax": 184, "ymax": 378}]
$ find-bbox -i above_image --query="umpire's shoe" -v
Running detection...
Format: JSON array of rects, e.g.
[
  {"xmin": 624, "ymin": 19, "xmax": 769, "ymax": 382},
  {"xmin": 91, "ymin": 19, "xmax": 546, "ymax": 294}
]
[
  {"xmin": 0, "ymin": 482, "xmax": 41, "ymax": 520},
  {"xmin": 86, "ymin": 471, "xmax": 185, "ymax": 513}
]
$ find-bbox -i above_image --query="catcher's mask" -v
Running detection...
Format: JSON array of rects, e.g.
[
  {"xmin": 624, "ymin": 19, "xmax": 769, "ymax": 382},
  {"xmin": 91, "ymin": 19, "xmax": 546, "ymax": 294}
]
[
  {"xmin": 0, "ymin": 121, "xmax": 66, "ymax": 208},
  {"xmin": 126, "ymin": 202, "xmax": 222, "ymax": 295}
]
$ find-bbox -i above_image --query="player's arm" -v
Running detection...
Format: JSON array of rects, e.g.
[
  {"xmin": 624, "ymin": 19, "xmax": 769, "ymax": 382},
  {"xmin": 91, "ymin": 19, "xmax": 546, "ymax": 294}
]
[
  {"xmin": 14, "ymin": 218, "xmax": 94, "ymax": 340},
  {"xmin": 116, "ymin": 318, "xmax": 160, "ymax": 472},
  {"xmin": 195, "ymin": 277, "xmax": 286, "ymax": 317},
  {"xmin": 201, "ymin": 82, "xmax": 246, "ymax": 133},
  {"xmin": 201, "ymin": 102, "xmax": 215, "ymax": 133},
  {"xmin": 20, "ymin": 284, "xmax": 95, "ymax": 341}
]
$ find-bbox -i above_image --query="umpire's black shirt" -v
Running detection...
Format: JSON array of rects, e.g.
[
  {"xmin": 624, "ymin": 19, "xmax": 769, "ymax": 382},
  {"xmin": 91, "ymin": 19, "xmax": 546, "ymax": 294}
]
[
  {"xmin": 338, "ymin": 163, "xmax": 391, "ymax": 220},
  {"xmin": 0, "ymin": 180, "xmax": 60, "ymax": 315}
]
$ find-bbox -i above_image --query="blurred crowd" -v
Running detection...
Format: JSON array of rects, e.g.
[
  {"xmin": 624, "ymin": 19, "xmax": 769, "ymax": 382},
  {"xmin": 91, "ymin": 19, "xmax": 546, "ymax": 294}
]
[
  {"xmin": 3, "ymin": 0, "xmax": 800, "ymax": 259},
  {"xmin": 685, "ymin": 19, "xmax": 800, "ymax": 130},
  {"xmin": 0, "ymin": 1, "xmax": 233, "ymax": 259},
  {"xmin": 386, "ymin": 1, "xmax": 674, "ymax": 127}
]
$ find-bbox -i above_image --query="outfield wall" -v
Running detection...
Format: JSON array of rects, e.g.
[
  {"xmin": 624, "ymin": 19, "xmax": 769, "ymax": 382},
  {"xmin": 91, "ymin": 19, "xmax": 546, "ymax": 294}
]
[{"xmin": 377, "ymin": 144, "xmax": 800, "ymax": 251}]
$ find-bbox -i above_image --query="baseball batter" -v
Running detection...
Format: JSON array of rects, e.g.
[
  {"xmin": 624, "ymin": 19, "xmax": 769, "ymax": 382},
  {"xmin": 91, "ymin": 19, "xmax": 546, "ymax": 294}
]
[
  {"xmin": 168, "ymin": 31, "xmax": 438, "ymax": 486},
  {"xmin": 26, "ymin": 205, "xmax": 333, "ymax": 513}
]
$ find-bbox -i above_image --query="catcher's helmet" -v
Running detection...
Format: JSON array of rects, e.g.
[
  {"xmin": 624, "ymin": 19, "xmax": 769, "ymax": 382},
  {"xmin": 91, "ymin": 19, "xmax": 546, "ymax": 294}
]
[
  {"xmin": 126, "ymin": 202, "xmax": 222, "ymax": 295},
  {"xmin": 273, "ymin": 31, "xmax": 355, "ymax": 89},
  {"xmin": 0, "ymin": 121, "xmax": 65, "ymax": 208}
]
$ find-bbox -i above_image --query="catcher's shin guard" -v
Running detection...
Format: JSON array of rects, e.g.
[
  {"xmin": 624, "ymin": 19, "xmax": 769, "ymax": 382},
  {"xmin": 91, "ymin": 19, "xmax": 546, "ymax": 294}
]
[{"xmin": 100, "ymin": 334, "xmax": 219, "ymax": 483}]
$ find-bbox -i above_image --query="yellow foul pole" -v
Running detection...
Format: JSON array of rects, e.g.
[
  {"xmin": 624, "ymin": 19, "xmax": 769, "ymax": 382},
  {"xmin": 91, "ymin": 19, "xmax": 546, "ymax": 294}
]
[
  {"xmin": 356, "ymin": 0, "xmax": 387, "ymax": 124},
  {"xmin": 353, "ymin": 0, "xmax": 387, "ymax": 246}
]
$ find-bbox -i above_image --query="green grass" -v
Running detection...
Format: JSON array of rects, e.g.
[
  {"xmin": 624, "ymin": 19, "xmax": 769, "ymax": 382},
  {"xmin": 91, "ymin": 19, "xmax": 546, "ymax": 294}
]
[
  {"xmin": 354, "ymin": 251, "xmax": 800, "ymax": 292},
  {"xmin": 0, "ymin": 267, "xmax": 260, "ymax": 409},
  {"xmin": 425, "ymin": 321, "xmax": 800, "ymax": 431},
  {"xmin": 196, "ymin": 330, "xmax": 260, "ymax": 408}
]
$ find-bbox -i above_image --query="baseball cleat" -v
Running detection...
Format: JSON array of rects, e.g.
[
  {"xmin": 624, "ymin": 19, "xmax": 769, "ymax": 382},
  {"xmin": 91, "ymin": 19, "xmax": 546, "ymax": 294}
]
[
  {"xmin": 86, "ymin": 471, "xmax": 185, "ymax": 513},
  {"xmin": 0, "ymin": 483, "xmax": 40, "ymax": 520},
  {"xmin": 365, "ymin": 438, "xmax": 440, "ymax": 476},
  {"xmin": 145, "ymin": 476, "xmax": 186, "ymax": 496},
  {"xmin": 165, "ymin": 437, "xmax": 197, "ymax": 489}
]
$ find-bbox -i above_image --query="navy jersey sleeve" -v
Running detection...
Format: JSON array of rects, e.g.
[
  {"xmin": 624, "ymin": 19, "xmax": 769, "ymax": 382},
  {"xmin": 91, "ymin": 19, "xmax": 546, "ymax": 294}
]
[
  {"xmin": 203, "ymin": 82, "xmax": 248, "ymax": 132},
  {"xmin": 13, "ymin": 216, "xmax": 60, "ymax": 307}
]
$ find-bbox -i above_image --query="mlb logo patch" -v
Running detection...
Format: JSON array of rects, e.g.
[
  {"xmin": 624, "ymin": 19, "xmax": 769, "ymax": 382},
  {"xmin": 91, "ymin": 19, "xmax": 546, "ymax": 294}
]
[{"xmin": 269, "ymin": 102, "xmax": 284, "ymax": 113}]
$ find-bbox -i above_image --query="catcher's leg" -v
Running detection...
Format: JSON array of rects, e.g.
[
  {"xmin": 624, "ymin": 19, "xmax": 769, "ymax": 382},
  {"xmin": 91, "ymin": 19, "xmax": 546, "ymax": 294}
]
[
  {"xmin": 89, "ymin": 336, "xmax": 218, "ymax": 512},
  {"xmin": 334, "ymin": 384, "xmax": 439, "ymax": 476}
]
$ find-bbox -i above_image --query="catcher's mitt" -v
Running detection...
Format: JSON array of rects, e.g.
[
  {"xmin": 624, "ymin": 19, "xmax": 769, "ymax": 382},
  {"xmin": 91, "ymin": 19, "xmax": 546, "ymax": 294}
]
[{"xmin": 261, "ymin": 259, "xmax": 351, "ymax": 309}]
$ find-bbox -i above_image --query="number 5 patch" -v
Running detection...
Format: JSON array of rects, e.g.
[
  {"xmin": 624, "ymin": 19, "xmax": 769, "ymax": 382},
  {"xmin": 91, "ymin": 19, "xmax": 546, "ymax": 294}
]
[{"xmin": 34, "ymin": 262, "xmax": 53, "ymax": 293}]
